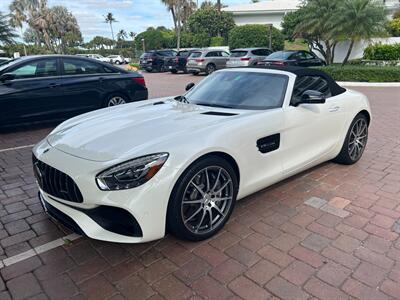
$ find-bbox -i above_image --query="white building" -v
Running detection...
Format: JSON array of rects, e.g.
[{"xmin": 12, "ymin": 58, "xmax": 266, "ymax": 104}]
[{"xmin": 224, "ymin": 0, "xmax": 400, "ymax": 30}]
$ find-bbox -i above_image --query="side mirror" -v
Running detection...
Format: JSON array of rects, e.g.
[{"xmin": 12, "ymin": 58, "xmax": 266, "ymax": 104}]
[
  {"xmin": 296, "ymin": 90, "xmax": 326, "ymax": 106},
  {"xmin": 185, "ymin": 82, "xmax": 195, "ymax": 91},
  {"xmin": 0, "ymin": 73, "xmax": 16, "ymax": 82}
]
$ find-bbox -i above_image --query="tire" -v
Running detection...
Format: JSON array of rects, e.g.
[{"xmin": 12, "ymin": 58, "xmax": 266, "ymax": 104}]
[
  {"xmin": 183, "ymin": 67, "xmax": 188, "ymax": 74},
  {"xmin": 333, "ymin": 113, "xmax": 369, "ymax": 165},
  {"xmin": 115, "ymin": 60, "xmax": 121, "ymax": 65},
  {"xmin": 104, "ymin": 94, "xmax": 127, "ymax": 107},
  {"xmin": 167, "ymin": 155, "xmax": 238, "ymax": 241},
  {"xmin": 171, "ymin": 69, "xmax": 178, "ymax": 74},
  {"xmin": 205, "ymin": 63, "xmax": 216, "ymax": 75}
]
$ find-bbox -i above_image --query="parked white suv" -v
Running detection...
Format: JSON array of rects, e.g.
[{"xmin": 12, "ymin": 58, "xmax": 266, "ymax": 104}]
[{"xmin": 107, "ymin": 55, "xmax": 125, "ymax": 65}]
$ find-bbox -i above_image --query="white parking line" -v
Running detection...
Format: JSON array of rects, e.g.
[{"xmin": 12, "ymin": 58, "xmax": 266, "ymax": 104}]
[
  {"xmin": 0, "ymin": 233, "xmax": 81, "ymax": 268},
  {"xmin": 0, "ymin": 144, "xmax": 35, "ymax": 153}
]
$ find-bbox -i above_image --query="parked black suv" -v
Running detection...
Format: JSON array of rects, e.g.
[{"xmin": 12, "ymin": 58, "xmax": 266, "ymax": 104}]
[
  {"xmin": 140, "ymin": 50, "xmax": 177, "ymax": 72},
  {"xmin": 165, "ymin": 49, "xmax": 199, "ymax": 74}
]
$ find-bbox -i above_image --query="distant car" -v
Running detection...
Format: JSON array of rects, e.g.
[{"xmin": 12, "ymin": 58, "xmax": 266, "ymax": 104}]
[
  {"xmin": 258, "ymin": 50, "xmax": 326, "ymax": 67},
  {"xmin": 87, "ymin": 54, "xmax": 111, "ymax": 63},
  {"xmin": 165, "ymin": 49, "xmax": 200, "ymax": 74},
  {"xmin": 107, "ymin": 55, "xmax": 125, "ymax": 65},
  {"xmin": 139, "ymin": 50, "xmax": 177, "ymax": 72},
  {"xmin": 0, "ymin": 55, "xmax": 148, "ymax": 127},
  {"xmin": 186, "ymin": 50, "xmax": 230, "ymax": 75},
  {"xmin": 226, "ymin": 48, "xmax": 272, "ymax": 68}
]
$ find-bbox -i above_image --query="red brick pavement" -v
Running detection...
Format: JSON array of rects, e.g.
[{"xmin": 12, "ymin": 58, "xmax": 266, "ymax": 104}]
[{"xmin": 0, "ymin": 74, "xmax": 399, "ymax": 299}]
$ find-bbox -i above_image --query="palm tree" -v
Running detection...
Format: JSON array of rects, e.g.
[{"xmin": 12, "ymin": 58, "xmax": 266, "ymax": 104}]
[
  {"xmin": 129, "ymin": 31, "xmax": 136, "ymax": 41},
  {"xmin": 337, "ymin": 0, "xmax": 386, "ymax": 65},
  {"xmin": 9, "ymin": 1, "xmax": 27, "ymax": 55},
  {"xmin": 117, "ymin": 29, "xmax": 127, "ymax": 41},
  {"xmin": 104, "ymin": 12, "xmax": 117, "ymax": 41},
  {"xmin": 0, "ymin": 11, "xmax": 17, "ymax": 45}
]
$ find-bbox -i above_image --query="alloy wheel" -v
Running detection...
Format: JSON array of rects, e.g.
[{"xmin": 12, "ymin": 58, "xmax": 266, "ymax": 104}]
[
  {"xmin": 348, "ymin": 118, "xmax": 368, "ymax": 161},
  {"xmin": 206, "ymin": 64, "xmax": 216, "ymax": 75},
  {"xmin": 181, "ymin": 166, "xmax": 233, "ymax": 235},
  {"xmin": 107, "ymin": 96, "xmax": 126, "ymax": 107}
]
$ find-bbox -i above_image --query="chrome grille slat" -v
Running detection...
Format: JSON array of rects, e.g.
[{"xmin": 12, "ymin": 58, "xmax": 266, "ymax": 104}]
[{"xmin": 32, "ymin": 155, "xmax": 83, "ymax": 203}]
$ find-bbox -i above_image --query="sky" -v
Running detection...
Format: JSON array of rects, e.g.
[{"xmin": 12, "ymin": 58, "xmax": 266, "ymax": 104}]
[{"xmin": 0, "ymin": 0, "xmax": 250, "ymax": 42}]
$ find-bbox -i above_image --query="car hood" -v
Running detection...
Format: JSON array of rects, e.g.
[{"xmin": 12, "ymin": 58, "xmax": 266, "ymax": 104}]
[{"xmin": 47, "ymin": 99, "xmax": 244, "ymax": 162}]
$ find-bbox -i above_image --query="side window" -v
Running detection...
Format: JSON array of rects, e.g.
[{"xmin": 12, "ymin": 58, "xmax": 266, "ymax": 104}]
[
  {"xmin": 291, "ymin": 76, "xmax": 332, "ymax": 104},
  {"xmin": 291, "ymin": 52, "xmax": 306, "ymax": 60},
  {"xmin": 206, "ymin": 51, "xmax": 219, "ymax": 57},
  {"xmin": 62, "ymin": 59, "xmax": 104, "ymax": 75},
  {"xmin": 220, "ymin": 52, "xmax": 230, "ymax": 57},
  {"xmin": 9, "ymin": 59, "xmax": 58, "ymax": 79},
  {"xmin": 303, "ymin": 51, "xmax": 315, "ymax": 59}
]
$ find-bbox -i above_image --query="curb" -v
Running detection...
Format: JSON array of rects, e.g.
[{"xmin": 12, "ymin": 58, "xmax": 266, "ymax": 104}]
[{"xmin": 338, "ymin": 82, "xmax": 400, "ymax": 87}]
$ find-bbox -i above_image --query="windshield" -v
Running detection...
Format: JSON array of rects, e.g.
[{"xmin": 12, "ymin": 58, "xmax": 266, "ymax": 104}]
[
  {"xmin": 0, "ymin": 58, "xmax": 20, "ymax": 72},
  {"xmin": 230, "ymin": 51, "xmax": 248, "ymax": 57},
  {"xmin": 186, "ymin": 71, "xmax": 288, "ymax": 110},
  {"xmin": 266, "ymin": 51, "xmax": 294, "ymax": 60}
]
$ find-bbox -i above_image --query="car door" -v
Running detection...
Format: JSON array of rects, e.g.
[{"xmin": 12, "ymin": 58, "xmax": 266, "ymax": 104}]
[
  {"xmin": 281, "ymin": 75, "xmax": 348, "ymax": 176},
  {"xmin": 218, "ymin": 51, "xmax": 230, "ymax": 69},
  {"xmin": 59, "ymin": 57, "xmax": 115, "ymax": 117},
  {"xmin": 0, "ymin": 57, "xmax": 62, "ymax": 125}
]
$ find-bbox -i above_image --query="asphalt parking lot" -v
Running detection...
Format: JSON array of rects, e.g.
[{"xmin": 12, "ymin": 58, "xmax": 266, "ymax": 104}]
[{"xmin": 0, "ymin": 72, "xmax": 399, "ymax": 300}]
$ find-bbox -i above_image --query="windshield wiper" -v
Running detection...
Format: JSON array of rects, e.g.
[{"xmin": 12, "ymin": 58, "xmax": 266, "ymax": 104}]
[
  {"xmin": 195, "ymin": 102, "xmax": 235, "ymax": 109},
  {"xmin": 174, "ymin": 95, "xmax": 190, "ymax": 104}
]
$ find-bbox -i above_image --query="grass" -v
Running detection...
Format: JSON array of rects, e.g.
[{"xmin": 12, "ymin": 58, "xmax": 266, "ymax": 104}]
[{"xmin": 284, "ymin": 39, "xmax": 308, "ymax": 51}]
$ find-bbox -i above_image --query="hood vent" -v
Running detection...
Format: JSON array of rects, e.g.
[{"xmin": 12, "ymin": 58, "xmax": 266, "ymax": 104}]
[
  {"xmin": 201, "ymin": 111, "xmax": 238, "ymax": 117},
  {"xmin": 153, "ymin": 101, "xmax": 165, "ymax": 105}
]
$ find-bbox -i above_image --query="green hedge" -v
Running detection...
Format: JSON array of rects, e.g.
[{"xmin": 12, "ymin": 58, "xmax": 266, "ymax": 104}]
[
  {"xmin": 314, "ymin": 66, "xmax": 400, "ymax": 82},
  {"xmin": 364, "ymin": 43, "xmax": 400, "ymax": 60},
  {"xmin": 228, "ymin": 24, "xmax": 285, "ymax": 51}
]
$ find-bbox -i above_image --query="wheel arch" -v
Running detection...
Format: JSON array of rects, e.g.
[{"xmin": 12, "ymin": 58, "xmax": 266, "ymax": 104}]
[{"xmin": 358, "ymin": 109, "xmax": 371, "ymax": 125}]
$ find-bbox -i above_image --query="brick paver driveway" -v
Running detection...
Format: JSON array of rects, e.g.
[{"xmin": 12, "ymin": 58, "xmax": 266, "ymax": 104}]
[{"xmin": 0, "ymin": 72, "xmax": 399, "ymax": 300}]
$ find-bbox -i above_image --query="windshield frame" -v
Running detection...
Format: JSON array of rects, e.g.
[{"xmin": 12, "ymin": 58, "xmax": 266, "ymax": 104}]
[{"xmin": 185, "ymin": 70, "xmax": 289, "ymax": 111}]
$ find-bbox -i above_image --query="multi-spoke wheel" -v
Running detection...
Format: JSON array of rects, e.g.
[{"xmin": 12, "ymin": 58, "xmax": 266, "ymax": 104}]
[
  {"xmin": 167, "ymin": 155, "xmax": 238, "ymax": 241},
  {"xmin": 106, "ymin": 95, "xmax": 127, "ymax": 107},
  {"xmin": 334, "ymin": 113, "xmax": 369, "ymax": 165}
]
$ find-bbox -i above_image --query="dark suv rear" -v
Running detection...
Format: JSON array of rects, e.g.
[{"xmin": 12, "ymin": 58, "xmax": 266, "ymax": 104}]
[
  {"xmin": 140, "ymin": 50, "xmax": 177, "ymax": 72},
  {"xmin": 165, "ymin": 49, "xmax": 199, "ymax": 74}
]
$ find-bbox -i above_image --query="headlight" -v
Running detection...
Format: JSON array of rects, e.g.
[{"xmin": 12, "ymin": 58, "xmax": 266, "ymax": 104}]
[{"xmin": 96, "ymin": 153, "xmax": 169, "ymax": 191}]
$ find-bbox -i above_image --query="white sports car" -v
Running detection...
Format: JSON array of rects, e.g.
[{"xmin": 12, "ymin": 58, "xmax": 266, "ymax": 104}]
[{"xmin": 33, "ymin": 67, "xmax": 371, "ymax": 243}]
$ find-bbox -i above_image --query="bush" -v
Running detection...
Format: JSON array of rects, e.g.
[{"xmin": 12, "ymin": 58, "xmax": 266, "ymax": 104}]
[
  {"xmin": 228, "ymin": 24, "xmax": 284, "ymax": 51},
  {"xmin": 314, "ymin": 65, "xmax": 400, "ymax": 82},
  {"xmin": 210, "ymin": 37, "xmax": 225, "ymax": 46},
  {"xmin": 388, "ymin": 18, "xmax": 400, "ymax": 37},
  {"xmin": 364, "ymin": 43, "xmax": 400, "ymax": 60}
]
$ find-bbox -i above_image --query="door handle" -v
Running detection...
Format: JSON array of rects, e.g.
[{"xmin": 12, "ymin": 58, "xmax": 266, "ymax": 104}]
[
  {"xmin": 48, "ymin": 83, "xmax": 60, "ymax": 88},
  {"xmin": 329, "ymin": 105, "xmax": 340, "ymax": 112}
]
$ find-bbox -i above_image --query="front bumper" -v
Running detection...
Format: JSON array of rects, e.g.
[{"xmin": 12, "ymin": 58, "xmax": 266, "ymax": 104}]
[{"xmin": 33, "ymin": 140, "xmax": 173, "ymax": 243}]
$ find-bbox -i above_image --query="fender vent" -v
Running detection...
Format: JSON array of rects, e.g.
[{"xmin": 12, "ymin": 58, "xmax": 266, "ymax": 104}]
[{"xmin": 201, "ymin": 111, "xmax": 238, "ymax": 116}]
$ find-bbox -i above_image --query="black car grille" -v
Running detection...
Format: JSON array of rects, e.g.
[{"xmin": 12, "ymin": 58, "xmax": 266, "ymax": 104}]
[{"xmin": 33, "ymin": 155, "xmax": 83, "ymax": 203}]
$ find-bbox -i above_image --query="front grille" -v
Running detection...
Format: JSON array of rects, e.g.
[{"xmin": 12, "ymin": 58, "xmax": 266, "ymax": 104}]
[{"xmin": 33, "ymin": 155, "xmax": 83, "ymax": 203}]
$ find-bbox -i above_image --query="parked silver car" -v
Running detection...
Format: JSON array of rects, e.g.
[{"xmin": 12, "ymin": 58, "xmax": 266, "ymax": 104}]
[
  {"xmin": 226, "ymin": 48, "xmax": 273, "ymax": 68},
  {"xmin": 186, "ymin": 50, "xmax": 230, "ymax": 75}
]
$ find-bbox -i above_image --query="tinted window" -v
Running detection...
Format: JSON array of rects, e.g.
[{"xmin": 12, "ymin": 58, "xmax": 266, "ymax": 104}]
[
  {"xmin": 303, "ymin": 51, "xmax": 315, "ymax": 59},
  {"xmin": 157, "ymin": 50, "xmax": 176, "ymax": 57},
  {"xmin": 230, "ymin": 51, "xmax": 248, "ymax": 57},
  {"xmin": 178, "ymin": 51, "xmax": 190, "ymax": 57},
  {"xmin": 206, "ymin": 51, "xmax": 220, "ymax": 57},
  {"xmin": 267, "ymin": 51, "xmax": 294, "ymax": 59},
  {"xmin": 291, "ymin": 52, "xmax": 307, "ymax": 60},
  {"xmin": 63, "ymin": 58, "xmax": 104, "ymax": 75},
  {"xmin": 292, "ymin": 76, "xmax": 332, "ymax": 103},
  {"xmin": 220, "ymin": 52, "xmax": 230, "ymax": 57},
  {"xmin": 186, "ymin": 71, "xmax": 288, "ymax": 110},
  {"xmin": 9, "ymin": 59, "xmax": 58, "ymax": 79},
  {"xmin": 189, "ymin": 52, "xmax": 202, "ymax": 58},
  {"xmin": 251, "ymin": 49, "xmax": 272, "ymax": 56}
]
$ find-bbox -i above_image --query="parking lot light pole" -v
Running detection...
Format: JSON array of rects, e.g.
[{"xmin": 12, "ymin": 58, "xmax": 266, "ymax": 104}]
[{"xmin": 142, "ymin": 38, "xmax": 145, "ymax": 52}]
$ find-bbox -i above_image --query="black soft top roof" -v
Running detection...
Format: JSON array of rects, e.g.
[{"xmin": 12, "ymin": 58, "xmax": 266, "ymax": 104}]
[{"xmin": 249, "ymin": 66, "xmax": 346, "ymax": 96}]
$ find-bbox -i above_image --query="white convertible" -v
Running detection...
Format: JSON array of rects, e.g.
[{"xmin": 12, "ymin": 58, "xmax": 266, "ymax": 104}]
[{"xmin": 33, "ymin": 67, "xmax": 371, "ymax": 243}]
